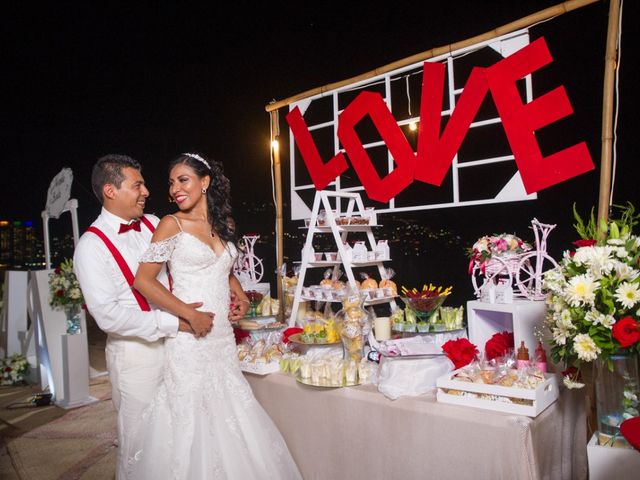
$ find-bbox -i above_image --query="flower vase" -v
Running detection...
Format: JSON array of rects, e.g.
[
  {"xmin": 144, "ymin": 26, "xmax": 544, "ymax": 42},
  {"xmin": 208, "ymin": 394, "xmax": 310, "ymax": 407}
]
[
  {"xmin": 65, "ymin": 305, "xmax": 82, "ymax": 335},
  {"xmin": 594, "ymin": 354, "xmax": 639, "ymax": 447}
]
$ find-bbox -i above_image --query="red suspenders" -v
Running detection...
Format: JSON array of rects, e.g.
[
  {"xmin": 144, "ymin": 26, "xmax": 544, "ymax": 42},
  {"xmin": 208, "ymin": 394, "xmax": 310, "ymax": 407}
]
[
  {"xmin": 139, "ymin": 215, "xmax": 154, "ymax": 232},
  {"xmin": 87, "ymin": 216, "xmax": 156, "ymax": 311}
]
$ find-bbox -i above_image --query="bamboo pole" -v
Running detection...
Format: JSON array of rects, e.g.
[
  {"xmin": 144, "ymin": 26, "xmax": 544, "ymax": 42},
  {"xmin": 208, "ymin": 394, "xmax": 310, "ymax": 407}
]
[
  {"xmin": 264, "ymin": 0, "xmax": 599, "ymax": 113},
  {"xmin": 597, "ymin": 0, "xmax": 621, "ymax": 226},
  {"xmin": 270, "ymin": 110, "xmax": 285, "ymax": 319}
]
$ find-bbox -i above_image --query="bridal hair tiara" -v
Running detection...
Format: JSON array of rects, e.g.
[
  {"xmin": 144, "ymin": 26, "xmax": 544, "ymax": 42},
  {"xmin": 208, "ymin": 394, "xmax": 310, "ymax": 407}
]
[{"xmin": 182, "ymin": 152, "xmax": 210, "ymax": 170}]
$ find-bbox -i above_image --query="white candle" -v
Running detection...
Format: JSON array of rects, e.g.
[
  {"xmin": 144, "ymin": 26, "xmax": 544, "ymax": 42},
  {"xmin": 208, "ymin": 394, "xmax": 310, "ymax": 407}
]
[{"xmin": 374, "ymin": 316, "xmax": 391, "ymax": 341}]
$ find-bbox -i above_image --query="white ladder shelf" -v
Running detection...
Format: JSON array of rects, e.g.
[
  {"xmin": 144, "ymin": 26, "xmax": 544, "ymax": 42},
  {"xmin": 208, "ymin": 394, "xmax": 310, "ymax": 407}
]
[{"xmin": 288, "ymin": 191, "xmax": 397, "ymax": 326}]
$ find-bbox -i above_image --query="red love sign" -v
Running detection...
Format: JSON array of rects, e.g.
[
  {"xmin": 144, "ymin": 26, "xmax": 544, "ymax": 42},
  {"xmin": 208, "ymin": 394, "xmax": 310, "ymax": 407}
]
[{"xmin": 286, "ymin": 37, "xmax": 594, "ymax": 203}]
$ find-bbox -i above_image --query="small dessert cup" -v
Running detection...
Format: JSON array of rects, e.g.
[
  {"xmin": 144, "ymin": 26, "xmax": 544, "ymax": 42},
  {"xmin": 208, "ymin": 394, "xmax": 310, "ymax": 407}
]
[
  {"xmin": 403, "ymin": 322, "xmax": 416, "ymax": 333},
  {"xmin": 416, "ymin": 322, "xmax": 430, "ymax": 333}
]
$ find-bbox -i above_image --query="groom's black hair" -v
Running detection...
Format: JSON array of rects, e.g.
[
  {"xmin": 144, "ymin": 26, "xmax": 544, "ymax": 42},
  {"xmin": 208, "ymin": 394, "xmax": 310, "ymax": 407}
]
[{"xmin": 91, "ymin": 154, "xmax": 142, "ymax": 203}]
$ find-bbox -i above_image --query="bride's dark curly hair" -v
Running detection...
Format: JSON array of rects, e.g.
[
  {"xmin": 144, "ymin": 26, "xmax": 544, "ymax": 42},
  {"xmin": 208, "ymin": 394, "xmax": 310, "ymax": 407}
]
[{"xmin": 169, "ymin": 153, "xmax": 237, "ymax": 245}]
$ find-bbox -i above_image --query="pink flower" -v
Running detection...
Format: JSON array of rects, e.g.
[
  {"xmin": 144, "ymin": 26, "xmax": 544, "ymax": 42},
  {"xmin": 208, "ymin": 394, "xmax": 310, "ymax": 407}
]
[{"xmin": 494, "ymin": 238, "xmax": 508, "ymax": 252}]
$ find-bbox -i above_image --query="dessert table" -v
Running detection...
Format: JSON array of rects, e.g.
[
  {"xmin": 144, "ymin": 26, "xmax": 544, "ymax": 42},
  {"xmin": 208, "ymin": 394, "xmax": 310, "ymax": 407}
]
[{"xmin": 245, "ymin": 372, "xmax": 587, "ymax": 480}]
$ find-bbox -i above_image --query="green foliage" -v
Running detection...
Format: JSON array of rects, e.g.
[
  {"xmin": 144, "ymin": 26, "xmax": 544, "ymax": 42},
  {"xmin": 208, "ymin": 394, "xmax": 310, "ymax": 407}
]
[{"xmin": 572, "ymin": 202, "xmax": 597, "ymax": 240}]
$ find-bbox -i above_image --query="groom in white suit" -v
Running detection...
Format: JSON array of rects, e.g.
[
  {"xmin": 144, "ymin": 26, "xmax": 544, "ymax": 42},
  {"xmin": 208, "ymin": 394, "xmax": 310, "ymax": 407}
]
[{"xmin": 74, "ymin": 154, "xmax": 216, "ymax": 479}]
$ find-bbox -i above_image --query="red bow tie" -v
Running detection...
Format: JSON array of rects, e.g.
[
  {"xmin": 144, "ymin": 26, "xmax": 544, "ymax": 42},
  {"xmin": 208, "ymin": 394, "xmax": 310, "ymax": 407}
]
[{"xmin": 118, "ymin": 221, "xmax": 141, "ymax": 234}]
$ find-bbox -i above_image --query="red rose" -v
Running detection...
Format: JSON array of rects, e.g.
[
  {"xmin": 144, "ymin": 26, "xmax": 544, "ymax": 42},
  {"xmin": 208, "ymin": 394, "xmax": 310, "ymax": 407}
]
[
  {"xmin": 562, "ymin": 366, "xmax": 581, "ymax": 380},
  {"xmin": 612, "ymin": 317, "xmax": 640, "ymax": 348},
  {"xmin": 233, "ymin": 328, "xmax": 250, "ymax": 345},
  {"xmin": 485, "ymin": 331, "xmax": 514, "ymax": 360},
  {"xmin": 572, "ymin": 239, "xmax": 597, "ymax": 248},
  {"xmin": 54, "ymin": 267, "xmax": 61, "ymax": 274},
  {"xmin": 56, "ymin": 290, "xmax": 65, "ymax": 297},
  {"xmin": 442, "ymin": 338, "xmax": 479, "ymax": 369}
]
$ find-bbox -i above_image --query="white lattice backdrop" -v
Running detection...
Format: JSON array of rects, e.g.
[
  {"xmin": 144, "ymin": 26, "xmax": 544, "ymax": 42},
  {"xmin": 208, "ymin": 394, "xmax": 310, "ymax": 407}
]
[{"xmin": 289, "ymin": 29, "xmax": 537, "ymax": 220}]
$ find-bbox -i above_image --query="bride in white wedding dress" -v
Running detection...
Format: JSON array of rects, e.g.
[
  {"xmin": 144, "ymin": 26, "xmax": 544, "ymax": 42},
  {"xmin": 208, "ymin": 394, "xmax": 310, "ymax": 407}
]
[{"xmin": 129, "ymin": 153, "xmax": 302, "ymax": 479}]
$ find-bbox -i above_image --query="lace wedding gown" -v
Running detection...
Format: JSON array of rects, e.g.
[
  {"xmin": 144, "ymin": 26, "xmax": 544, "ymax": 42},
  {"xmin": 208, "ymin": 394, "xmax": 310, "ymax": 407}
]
[{"xmin": 129, "ymin": 231, "xmax": 302, "ymax": 479}]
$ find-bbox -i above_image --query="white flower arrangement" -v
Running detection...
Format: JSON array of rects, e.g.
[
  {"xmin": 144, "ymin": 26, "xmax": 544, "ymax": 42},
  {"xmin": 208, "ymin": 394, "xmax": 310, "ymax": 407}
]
[
  {"xmin": 49, "ymin": 258, "xmax": 85, "ymax": 310},
  {"xmin": 1, "ymin": 353, "xmax": 29, "ymax": 385},
  {"xmin": 543, "ymin": 203, "xmax": 640, "ymax": 388}
]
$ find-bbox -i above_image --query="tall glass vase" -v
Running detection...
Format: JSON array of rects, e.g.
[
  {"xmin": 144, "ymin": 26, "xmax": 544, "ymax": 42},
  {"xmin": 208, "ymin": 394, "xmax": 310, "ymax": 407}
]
[
  {"xmin": 594, "ymin": 353, "xmax": 639, "ymax": 447},
  {"xmin": 65, "ymin": 305, "xmax": 82, "ymax": 335}
]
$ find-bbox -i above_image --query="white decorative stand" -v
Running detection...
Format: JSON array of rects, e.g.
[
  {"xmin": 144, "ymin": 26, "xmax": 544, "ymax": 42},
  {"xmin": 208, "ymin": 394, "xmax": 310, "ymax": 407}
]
[
  {"xmin": 0, "ymin": 271, "xmax": 31, "ymax": 360},
  {"xmin": 1, "ymin": 270, "xmax": 41, "ymax": 384},
  {"xmin": 58, "ymin": 332, "xmax": 98, "ymax": 409},
  {"xmin": 28, "ymin": 269, "xmax": 97, "ymax": 408},
  {"xmin": 587, "ymin": 433, "xmax": 640, "ymax": 479},
  {"xmin": 467, "ymin": 299, "xmax": 547, "ymax": 354}
]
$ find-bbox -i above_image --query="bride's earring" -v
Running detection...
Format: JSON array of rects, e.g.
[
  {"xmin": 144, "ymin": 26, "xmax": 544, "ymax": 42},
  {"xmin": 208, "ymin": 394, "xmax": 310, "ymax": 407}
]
[{"xmin": 201, "ymin": 188, "xmax": 206, "ymax": 194}]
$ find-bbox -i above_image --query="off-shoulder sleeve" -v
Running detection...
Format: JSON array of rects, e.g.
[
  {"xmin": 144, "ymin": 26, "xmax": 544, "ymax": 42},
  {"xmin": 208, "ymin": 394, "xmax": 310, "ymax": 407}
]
[{"xmin": 139, "ymin": 235, "xmax": 179, "ymax": 263}]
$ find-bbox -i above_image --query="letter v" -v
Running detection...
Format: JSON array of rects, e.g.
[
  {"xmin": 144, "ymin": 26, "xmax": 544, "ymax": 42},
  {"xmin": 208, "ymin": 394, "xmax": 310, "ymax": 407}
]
[{"xmin": 415, "ymin": 61, "xmax": 489, "ymax": 186}]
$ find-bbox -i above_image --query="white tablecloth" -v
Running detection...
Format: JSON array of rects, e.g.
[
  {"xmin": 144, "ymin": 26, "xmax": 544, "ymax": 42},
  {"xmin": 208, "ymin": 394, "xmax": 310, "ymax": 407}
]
[{"xmin": 245, "ymin": 372, "xmax": 587, "ymax": 480}]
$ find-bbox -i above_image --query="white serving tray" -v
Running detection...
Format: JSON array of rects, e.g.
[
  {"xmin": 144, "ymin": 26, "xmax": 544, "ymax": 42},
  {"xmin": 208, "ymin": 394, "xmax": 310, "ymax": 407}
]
[
  {"xmin": 240, "ymin": 360, "xmax": 281, "ymax": 375},
  {"xmin": 436, "ymin": 368, "xmax": 559, "ymax": 417}
]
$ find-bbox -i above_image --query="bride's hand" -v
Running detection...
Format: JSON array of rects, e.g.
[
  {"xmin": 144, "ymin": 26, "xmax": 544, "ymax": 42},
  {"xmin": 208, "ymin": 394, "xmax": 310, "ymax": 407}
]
[{"xmin": 229, "ymin": 297, "xmax": 250, "ymax": 322}]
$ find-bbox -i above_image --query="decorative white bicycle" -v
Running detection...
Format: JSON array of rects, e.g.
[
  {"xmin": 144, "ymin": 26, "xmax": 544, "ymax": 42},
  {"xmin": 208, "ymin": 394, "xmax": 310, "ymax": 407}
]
[
  {"xmin": 233, "ymin": 234, "xmax": 264, "ymax": 285},
  {"xmin": 471, "ymin": 218, "xmax": 559, "ymax": 301}
]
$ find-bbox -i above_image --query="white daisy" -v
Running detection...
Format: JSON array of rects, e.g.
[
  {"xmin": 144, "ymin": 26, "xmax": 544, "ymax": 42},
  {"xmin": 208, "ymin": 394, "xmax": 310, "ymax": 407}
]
[
  {"xmin": 565, "ymin": 274, "xmax": 599, "ymax": 307},
  {"xmin": 615, "ymin": 282, "xmax": 640, "ymax": 309},
  {"xmin": 572, "ymin": 333, "xmax": 601, "ymax": 362}
]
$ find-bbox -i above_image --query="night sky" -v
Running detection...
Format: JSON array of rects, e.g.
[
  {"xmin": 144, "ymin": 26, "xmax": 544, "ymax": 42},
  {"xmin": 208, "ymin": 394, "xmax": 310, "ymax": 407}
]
[{"xmin": 2, "ymin": 1, "xmax": 638, "ymax": 301}]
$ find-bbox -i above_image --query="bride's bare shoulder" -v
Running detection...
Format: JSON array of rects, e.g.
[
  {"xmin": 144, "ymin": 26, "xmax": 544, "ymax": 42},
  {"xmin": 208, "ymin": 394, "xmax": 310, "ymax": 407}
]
[{"xmin": 152, "ymin": 215, "xmax": 182, "ymax": 241}]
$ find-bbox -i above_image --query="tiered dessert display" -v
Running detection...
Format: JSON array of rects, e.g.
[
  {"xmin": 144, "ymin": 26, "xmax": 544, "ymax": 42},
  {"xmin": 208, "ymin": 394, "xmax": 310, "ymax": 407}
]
[{"xmin": 288, "ymin": 191, "xmax": 398, "ymax": 327}]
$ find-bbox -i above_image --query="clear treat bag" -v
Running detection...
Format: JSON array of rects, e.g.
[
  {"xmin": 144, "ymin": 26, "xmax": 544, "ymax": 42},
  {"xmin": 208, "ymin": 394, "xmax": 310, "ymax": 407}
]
[{"xmin": 379, "ymin": 267, "xmax": 397, "ymax": 296}]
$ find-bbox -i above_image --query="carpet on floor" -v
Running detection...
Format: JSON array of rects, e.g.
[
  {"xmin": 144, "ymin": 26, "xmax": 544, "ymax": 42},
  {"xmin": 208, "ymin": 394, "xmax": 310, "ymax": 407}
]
[{"xmin": 5, "ymin": 377, "xmax": 116, "ymax": 480}]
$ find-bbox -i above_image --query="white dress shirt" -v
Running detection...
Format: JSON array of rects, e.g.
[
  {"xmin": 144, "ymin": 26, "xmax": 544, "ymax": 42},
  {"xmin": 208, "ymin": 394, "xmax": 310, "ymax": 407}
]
[{"xmin": 73, "ymin": 207, "xmax": 178, "ymax": 342}]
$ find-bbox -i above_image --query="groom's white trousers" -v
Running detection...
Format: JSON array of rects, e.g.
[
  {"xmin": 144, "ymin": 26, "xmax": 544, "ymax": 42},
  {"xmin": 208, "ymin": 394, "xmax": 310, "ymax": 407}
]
[{"xmin": 106, "ymin": 336, "xmax": 165, "ymax": 480}]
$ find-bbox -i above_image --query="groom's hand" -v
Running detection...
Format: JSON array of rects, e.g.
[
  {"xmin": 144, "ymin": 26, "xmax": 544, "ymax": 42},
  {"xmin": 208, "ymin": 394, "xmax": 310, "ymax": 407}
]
[
  {"xmin": 185, "ymin": 303, "xmax": 214, "ymax": 337},
  {"xmin": 178, "ymin": 318, "xmax": 194, "ymax": 334}
]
